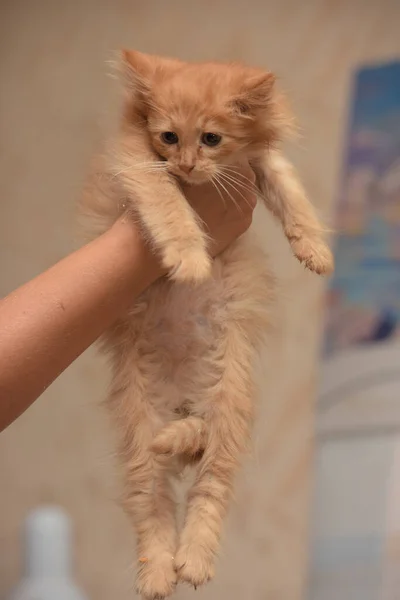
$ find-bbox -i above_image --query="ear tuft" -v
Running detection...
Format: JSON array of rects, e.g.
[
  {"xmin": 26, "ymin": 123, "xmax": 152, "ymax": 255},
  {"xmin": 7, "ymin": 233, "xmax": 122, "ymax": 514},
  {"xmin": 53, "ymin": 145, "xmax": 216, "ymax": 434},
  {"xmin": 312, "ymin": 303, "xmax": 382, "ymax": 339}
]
[
  {"xmin": 231, "ymin": 71, "xmax": 276, "ymax": 116},
  {"xmin": 119, "ymin": 49, "xmax": 152, "ymax": 97}
]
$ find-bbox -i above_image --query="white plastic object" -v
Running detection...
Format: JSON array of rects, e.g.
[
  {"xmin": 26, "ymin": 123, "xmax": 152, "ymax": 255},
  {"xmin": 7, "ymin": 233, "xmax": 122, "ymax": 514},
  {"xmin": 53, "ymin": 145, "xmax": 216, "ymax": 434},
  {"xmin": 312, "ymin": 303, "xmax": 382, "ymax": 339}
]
[{"xmin": 8, "ymin": 506, "xmax": 89, "ymax": 600}]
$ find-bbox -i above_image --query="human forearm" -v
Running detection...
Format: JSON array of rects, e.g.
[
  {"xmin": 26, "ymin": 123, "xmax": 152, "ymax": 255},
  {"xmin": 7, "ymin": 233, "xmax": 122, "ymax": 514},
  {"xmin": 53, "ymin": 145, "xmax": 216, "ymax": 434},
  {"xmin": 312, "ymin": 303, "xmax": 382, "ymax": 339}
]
[{"xmin": 0, "ymin": 217, "xmax": 160, "ymax": 431}]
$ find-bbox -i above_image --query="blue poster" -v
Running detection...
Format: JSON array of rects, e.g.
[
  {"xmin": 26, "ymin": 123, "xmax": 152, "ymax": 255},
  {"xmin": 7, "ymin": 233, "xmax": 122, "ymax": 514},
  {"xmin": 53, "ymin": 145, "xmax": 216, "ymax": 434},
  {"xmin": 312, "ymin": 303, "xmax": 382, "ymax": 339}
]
[{"xmin": 325, "ymin": 62, "xmax": 400, "ymax": 356}]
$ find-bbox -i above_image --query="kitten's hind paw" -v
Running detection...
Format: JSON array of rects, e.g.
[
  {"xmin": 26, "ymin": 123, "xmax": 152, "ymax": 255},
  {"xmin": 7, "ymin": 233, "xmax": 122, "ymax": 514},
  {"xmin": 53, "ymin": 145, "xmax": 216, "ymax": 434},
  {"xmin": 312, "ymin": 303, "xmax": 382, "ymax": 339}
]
[
  {"xmin": 291, "ymin": 237, "xmax": 334, "ymax": 275},
  {"xmin": 136, "ymin": 555, "xmax": 177, "ymax": 600},
  {"xmin": 175, "ymin": 544, "xmax": 215, "ymax": 589},
  {"xmin": 163, "ymin": 247, "xmax": 211, "ymax": 284}
]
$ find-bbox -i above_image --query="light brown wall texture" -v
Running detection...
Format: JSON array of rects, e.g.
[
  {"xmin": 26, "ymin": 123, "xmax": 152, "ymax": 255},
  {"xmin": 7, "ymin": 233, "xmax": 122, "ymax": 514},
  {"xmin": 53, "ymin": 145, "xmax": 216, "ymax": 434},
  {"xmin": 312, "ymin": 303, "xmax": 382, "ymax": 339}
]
[{"xmin": 0, "ymin": 1, "xmax": 399, "ymax": 599}]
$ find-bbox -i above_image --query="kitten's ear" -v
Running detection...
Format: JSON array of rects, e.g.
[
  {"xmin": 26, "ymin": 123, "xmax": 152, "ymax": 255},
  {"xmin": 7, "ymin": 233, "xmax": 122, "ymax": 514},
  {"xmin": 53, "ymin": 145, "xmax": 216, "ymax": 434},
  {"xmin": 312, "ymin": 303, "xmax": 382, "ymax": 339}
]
[
  {"xmin": 231, "ymin": 71, "xmax": 276, "ymax": 116},
  {"xmin": 120, "ymin": 49, "xmax": 153, "ymax": 98}
]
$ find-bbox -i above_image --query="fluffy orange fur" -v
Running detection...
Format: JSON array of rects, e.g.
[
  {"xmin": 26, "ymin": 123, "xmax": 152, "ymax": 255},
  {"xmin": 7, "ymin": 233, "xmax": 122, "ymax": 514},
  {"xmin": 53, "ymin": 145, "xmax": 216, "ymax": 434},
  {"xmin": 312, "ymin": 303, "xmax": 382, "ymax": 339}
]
[{"xmin": 80, "ymin": 50, "xmax": 333, "ymax": 599}]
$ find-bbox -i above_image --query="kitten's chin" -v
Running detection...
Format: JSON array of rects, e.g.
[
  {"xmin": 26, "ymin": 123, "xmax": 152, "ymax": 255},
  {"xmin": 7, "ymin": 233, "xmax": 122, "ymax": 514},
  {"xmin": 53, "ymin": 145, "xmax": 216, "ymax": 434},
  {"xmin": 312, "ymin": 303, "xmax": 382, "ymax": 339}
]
[
  {"xmin": 182, "ymin": 175, "xmax": 210, "ymax": 186},
  {"xmin": 171, "ymin": 170, "xmax": 211, "ymax": 185}
]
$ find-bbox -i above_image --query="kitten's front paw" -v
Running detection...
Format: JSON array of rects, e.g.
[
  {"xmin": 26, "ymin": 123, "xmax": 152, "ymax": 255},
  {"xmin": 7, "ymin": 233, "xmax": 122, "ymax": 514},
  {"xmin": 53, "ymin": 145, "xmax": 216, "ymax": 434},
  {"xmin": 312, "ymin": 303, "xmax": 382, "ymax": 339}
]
[
  {"xmin": 136, "ymin": 555, "xmax": 177, "ymax": 600},
  {"xmin": 175, "ymin": 543, "xmax": 215, "ymax": 589},
  {"xmin": 163, "ymin": 247, "xmax": 211, "ymax": 284},
  {"xmin": 291, "ymin": 237, "xmax": 334, "ymax": 275}
]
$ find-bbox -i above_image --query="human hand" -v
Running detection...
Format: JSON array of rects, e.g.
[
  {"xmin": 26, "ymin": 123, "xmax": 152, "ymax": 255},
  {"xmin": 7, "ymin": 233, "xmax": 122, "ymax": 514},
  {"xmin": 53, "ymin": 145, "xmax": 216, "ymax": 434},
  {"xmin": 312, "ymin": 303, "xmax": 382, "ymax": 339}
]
[{"xmin": 182, "ymin": 162, "xmax": 257, "ymax": 257}]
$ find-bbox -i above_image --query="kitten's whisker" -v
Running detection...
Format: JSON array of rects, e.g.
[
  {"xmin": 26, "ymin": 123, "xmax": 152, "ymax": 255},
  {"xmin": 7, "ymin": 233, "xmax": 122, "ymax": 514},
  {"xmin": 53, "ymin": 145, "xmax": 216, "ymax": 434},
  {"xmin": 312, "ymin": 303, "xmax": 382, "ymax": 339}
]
[
  {"xmin": 111, "ymin": 162, "xmax": 167, "ymax": 179},
  {"xmin": 217, "ymin": 170, "xmax": 254, "ymax": 192},
  {"xmin": 216, "ymin": 173, "xmax": 251, "ymax": 207},
  {"xmin": 213, "ymin": 174, "xmax": 243, "ymax": 215},
  {"xmin": 217, "ymin": 170, "xmax": 262, "ymax": 204},
  {"xmin": 216, "ymin": 171, "xmax": 261, "ymax": 208},
  {"xmin": 132, "ymin": 162, "xmax": 167, "ymax": 170},
  {"xmin": 218, "ymin": 165, "xmax": 259, "ymax": 189},
  {"xmin": 211, "ymin": 176, "xmax": 227, "ymax": 209},
  {"xmin": 216, "ymin": 173, "xmax": 257, "ymax": 212},
  {"xmin": 218, "ymin": 166, "xmax": 259, "ymax": 193},
  {"xmin": 140, "ymin": 165, "xmax": 168, "ymax": 170}
]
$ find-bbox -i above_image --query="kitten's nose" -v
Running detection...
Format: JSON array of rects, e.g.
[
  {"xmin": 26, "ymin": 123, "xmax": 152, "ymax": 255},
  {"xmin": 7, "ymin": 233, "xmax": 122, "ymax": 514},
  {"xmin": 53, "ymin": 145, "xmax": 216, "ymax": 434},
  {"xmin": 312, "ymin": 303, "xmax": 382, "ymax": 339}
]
[{"xmin": 179, "ymin": 164, "xmax": 195, "ymax": 174}]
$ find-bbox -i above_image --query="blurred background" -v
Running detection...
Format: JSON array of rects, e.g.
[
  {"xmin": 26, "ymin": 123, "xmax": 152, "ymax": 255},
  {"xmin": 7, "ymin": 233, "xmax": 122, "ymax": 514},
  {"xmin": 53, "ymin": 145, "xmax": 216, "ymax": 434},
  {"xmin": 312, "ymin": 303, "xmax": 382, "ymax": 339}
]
[{"xmin": 0, "ymin": 1, "xmax": 399, "ymax": 599}]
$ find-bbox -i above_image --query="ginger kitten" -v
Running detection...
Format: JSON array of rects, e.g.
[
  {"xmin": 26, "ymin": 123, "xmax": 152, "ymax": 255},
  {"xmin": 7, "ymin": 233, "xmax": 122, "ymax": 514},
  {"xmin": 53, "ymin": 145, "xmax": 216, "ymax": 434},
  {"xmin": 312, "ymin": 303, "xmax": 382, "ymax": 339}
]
[{"xmin": 80, "ymin": 50, "xmax": 333, "ymax": 599}]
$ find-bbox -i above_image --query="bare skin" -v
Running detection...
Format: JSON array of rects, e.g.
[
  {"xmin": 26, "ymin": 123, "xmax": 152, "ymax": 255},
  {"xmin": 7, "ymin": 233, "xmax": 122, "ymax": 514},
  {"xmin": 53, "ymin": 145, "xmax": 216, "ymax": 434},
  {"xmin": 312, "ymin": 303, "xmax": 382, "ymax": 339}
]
[{"xmin": 0, "ymin": 164, "xmax": 256, "ymax": 432}]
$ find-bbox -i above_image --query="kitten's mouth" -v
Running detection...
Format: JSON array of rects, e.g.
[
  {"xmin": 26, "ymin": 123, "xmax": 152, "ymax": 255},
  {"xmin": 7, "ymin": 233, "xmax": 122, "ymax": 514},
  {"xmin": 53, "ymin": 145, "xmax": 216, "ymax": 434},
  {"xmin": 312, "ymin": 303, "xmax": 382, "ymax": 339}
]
[{"xmin": 169, "ymin": 167, "xmax": 209, "ymax": 185}]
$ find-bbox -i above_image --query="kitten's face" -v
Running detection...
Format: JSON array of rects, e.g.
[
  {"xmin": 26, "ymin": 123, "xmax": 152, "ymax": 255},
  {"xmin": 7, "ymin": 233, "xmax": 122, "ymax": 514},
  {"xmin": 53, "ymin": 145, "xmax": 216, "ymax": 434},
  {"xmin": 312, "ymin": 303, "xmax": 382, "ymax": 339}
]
[
  {"xmin": 146, "ymin": 95, "xmax": 246, "ymax": 184},
  {"xmin": 147, "ymin": 111, "xmax": 234, "ymax": 184},
  {"xmin": 122, "ymin": 50, "xmax": 282, "ymax": 185}
]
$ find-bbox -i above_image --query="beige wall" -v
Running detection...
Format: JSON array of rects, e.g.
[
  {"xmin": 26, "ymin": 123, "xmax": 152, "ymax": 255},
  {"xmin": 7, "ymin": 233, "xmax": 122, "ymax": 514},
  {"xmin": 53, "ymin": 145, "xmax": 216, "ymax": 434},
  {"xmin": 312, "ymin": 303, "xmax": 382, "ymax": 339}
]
[{"xmin": 0, "ymin": 1, "xmax": 399, "ymax": 599}]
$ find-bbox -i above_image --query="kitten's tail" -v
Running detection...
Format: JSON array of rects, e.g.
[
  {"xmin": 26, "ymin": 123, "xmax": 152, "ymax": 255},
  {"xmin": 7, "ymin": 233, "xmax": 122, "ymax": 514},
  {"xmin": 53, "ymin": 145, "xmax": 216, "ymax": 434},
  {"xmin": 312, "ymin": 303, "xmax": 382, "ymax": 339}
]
[{"xmin": 150, "ymin": 417, "xmax": 207, "ymax": 457}]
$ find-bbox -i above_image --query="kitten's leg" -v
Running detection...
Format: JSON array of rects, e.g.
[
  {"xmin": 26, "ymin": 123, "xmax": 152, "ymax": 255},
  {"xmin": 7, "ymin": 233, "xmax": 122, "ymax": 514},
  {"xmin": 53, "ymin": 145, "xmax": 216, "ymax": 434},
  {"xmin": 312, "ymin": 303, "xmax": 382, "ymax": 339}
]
[
  {"xmin": 253, "ymin": 149, "xmax": 334, "ymax": 274},
  {"xmin": 175, "ymin": 327, "xmax": 255, "ymax": 588},
  {"xmin": 111, "ymin": 383, "xmax": 178, "ymax": 599},
  {"xmin": 113, "ymin": 140, "xmax": 211, "ymax": 284}
]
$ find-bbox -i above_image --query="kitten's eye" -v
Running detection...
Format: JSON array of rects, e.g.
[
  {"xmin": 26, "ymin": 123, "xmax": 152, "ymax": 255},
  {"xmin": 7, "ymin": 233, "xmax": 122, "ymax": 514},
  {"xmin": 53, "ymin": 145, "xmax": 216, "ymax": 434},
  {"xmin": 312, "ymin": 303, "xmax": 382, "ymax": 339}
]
[
  {"xmin": 201, "ymin": 132, "xmax": 222, "ymax": 147},
  {"xmin": 161, "ymin": 131, "xmax": 179, "ymax": 144}
]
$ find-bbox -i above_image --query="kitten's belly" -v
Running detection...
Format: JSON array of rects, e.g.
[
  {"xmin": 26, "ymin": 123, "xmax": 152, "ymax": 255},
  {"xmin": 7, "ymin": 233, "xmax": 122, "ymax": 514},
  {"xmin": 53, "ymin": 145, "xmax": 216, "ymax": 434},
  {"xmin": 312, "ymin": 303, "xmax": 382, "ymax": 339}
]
[
  {"xmin": 127, "ymin": 269, "xmax": 227, "ymax": 411},
  {"xmin": 122, "ymin": 232, "xmax": 272, "ymax": 414}
]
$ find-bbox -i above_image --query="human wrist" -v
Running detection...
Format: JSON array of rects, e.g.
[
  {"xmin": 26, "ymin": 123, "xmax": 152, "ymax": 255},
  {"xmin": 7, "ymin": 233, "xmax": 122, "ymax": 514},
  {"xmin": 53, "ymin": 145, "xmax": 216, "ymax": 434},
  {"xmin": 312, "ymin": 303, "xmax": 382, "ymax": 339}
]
[{"xmin": 109, "ymin": 216, "xmax": 165, "ymax": 290}]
